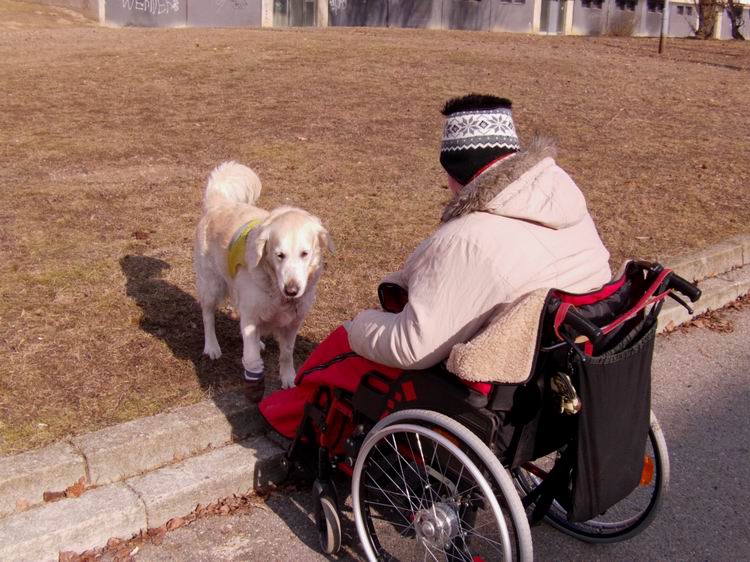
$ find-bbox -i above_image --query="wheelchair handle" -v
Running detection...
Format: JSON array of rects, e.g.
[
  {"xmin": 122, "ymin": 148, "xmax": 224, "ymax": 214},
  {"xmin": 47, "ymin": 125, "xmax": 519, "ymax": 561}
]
[
  {"xmin": 564, "ymin": 308, "xmax": 604, "ymax": 345},
  {"xmin": 667, "ymin": 272, "xmax": 701, "ymax": 303}
]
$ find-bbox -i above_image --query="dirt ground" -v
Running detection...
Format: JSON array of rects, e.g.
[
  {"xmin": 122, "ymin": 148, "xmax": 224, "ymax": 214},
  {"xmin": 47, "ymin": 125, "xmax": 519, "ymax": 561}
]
[{"xmin": 0, "ymin": 4, "xmax": 748, "ymax": 454}]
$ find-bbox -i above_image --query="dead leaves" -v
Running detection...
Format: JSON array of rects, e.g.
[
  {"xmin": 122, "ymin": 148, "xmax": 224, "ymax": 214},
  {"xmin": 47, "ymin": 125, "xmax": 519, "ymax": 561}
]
[
  {"xmin": 43, "ymin": 477, "xmax": 87, "ymax": 503},
  {"xmin": 680, "ymin": 294, "xmax": 750, "ymax": 334},
  {"xmin": 64, "ymin": 489, "xmax": 279, "ymax": 561},
  {"xmin": 688, "ymin": 314, "xmax": 734, "ymax": 333}
]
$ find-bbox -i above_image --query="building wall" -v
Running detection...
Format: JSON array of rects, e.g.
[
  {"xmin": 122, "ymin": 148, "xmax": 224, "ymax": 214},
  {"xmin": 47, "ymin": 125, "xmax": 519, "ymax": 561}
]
[
  {"xmin": 105, "ymin": 0, "xmax": 186, "ymax": 26},
  {"xmin": 636, "ymin": 0, "xmax": 662, "ymax": 36},
  {"xmin": 668, "ymin": 2, "xmax": 697, "ymax": 37},
  {"xmin": 444, "ymin": 0, "xmax": 492, "ymax": 30},
  {"xmin": 189, "ymin": 0, "xmax": 262, "ymax": 27},
  {"xmin": 501, "ymin": 0, "xmax": 537, "ymax": 33},
  {"xmin": 32, "ymin": 0, "xmax": 101, "ymax": 20},
  {"xmin": 329, "ymin": 0, "xmax": 387, "ymax": 26},
  {"xmin": 103, "ymin": 0, "xmax": 263, "ymax": 27},
  {"xmin": 58, "ymin": 0, "xmax": 747, "ymax": 39},
  {"xmin": 387, "ymin": 0, "xmax": 443, "ymax": 28},
  {"xmin": 571, "ymin": 0, "xmax": 608, "ymax": 35},
  {"xmin": 326, "ymin": 0, "xmax": 533, "ymax": 32}
]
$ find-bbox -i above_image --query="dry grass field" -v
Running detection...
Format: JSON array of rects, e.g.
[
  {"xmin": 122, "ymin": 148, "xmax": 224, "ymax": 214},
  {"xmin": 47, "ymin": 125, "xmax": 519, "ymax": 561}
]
[{"xmin": 1, "ymin": 4, "xmax": 748, "ymax": 453}]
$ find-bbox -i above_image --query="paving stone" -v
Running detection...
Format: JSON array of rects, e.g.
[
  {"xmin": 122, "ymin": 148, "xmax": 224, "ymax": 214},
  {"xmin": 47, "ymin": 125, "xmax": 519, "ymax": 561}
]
[
  {"xmin": 0, "ymin": 483, "xmax": 146, "ymax": 562},
  {"xmin": 727, "ymin": 234, "xmax": 750, "ymax": 265},
  {"xmin": 0, "ymin": 442, "xmax": 86, "ymax": 518},
  {"xmin": 127, "ymin": 436, "xmax": 283, "ymax": 529},
  {"xmin": 663, "ymin": 241, "xmax": 744, "ymax": 282},
  {"xmin": 658, "ymin": 265, "xmax": 750, "ymax": 332},
  {"xmin": 72, "ymin": 392, "xmax": 263, "ymax": 486}
]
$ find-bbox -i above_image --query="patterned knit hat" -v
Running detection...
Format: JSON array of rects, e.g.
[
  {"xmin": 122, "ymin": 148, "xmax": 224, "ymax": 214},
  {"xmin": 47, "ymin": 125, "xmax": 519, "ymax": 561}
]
[{"xmin": 440, "ymin": 95, "xmax": 520, "ymax": 186}]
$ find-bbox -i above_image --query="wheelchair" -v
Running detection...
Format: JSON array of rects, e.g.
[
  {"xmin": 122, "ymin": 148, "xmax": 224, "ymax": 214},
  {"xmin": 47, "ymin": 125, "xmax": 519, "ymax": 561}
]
[{"xmin": 270, "ymin": 261, "xmax": 701, "ymax": 561}]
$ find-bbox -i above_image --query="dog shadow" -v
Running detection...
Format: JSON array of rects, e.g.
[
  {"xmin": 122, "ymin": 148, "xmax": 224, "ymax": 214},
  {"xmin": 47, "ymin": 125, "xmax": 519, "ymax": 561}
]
[
  {"xmin": 120, "ymin": 254, "xmax": 365, "ymax": 556},
  {"xmin": 119, "ymin": 254, "xmax": 317, "ymax": 440}
]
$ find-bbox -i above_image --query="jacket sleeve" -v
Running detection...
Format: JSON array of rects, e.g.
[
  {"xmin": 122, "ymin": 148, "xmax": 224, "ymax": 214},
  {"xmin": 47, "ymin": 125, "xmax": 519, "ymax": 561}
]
[{"xmin": 347, "ymin": 235, "xmax": 510, "ymax": 369}]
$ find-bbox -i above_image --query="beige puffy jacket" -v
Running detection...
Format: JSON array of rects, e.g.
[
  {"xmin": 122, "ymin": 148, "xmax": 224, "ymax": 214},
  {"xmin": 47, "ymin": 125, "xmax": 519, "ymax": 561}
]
[{"xmin": 347, "ymin": 137, "xmax": 612, "ymax": 369}]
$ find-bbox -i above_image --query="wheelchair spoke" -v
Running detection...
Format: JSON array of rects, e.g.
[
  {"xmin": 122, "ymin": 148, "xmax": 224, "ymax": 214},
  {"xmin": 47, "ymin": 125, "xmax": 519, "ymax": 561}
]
[
  {"xmin": 354, "ymin": 418, "xmax": 524, "ymax": 562},
  {"xmin": 368, "ymin": 453, "xmax": 422, "ymax": 509},
  {"xmin": 462, "ymin": 527, "xmax": 507, "ymax": 554}
]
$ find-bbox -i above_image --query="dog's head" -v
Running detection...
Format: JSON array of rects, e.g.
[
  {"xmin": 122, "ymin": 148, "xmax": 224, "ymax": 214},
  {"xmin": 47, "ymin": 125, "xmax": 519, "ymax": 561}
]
[{"xmin": 251, "ymin": 206, "xmax": 334, "ymax": 299}]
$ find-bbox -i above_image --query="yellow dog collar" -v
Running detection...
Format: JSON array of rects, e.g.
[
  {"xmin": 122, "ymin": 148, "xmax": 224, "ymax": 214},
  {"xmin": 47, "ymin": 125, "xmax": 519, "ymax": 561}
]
[{"xmin": 227, "ymin": 219, "xmax": 262, "ymax": 279}]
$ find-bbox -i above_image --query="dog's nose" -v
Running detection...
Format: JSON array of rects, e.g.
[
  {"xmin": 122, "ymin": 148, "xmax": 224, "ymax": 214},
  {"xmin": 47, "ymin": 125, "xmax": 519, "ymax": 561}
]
[{"xmin": 284, "ymin": 283, "xmax": 299, "ymax": 298}]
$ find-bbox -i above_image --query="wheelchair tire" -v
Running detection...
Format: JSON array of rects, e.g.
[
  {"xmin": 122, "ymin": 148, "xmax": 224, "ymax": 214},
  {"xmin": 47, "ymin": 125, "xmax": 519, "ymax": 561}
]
[
  {"xmin": 352, "ymin": 409, "xmax": 533, "ymax": 562},
  {"xmin": 312, "ymin": 479, "xmax": 342, "ymax": 555},
  {"xmin": 514, "ymin": 410, "xmax": 669, "ymax": 544}
]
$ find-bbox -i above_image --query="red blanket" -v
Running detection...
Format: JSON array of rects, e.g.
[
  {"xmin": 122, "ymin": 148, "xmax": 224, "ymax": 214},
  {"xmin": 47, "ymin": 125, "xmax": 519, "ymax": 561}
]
[{"xmin": 259, "ymin": 326, "xmax": 403, "ymax": 438}]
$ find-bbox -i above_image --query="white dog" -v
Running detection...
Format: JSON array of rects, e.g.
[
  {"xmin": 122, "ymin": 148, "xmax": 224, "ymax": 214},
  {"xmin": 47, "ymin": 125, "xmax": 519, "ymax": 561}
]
[{"xmin": 194, "ymin": 161, "xmax": 333, "ymax": 391}]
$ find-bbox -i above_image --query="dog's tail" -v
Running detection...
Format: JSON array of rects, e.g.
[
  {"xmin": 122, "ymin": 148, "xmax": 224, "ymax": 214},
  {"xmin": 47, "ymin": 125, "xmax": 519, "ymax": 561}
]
[{"xmin": 203, "ymin": 161, "xmax": 262, "ymax": 210}]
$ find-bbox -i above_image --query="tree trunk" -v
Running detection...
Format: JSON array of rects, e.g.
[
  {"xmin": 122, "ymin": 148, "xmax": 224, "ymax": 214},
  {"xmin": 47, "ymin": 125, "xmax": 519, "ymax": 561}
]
[
  {"xmin": 725, "ymin": 0, "xmax": 746, "ymax": 39},
  {"xmin": 695, "ymin": 0, "xmax": 718, "ymax": 38}
]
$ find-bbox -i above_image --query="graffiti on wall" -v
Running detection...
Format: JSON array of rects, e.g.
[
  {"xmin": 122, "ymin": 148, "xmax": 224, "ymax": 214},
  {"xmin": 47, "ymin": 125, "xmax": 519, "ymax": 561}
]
[
  {"xmin": 329, "ymin": 0, "xmax": 347, "ymax": 14},
  {"xmin": 121, "ymin": 0, "xmax": 180, "ymax": 14},
  {"xmin": 216, "ymin": 0, "xmax": 250, "ymax": 9}
]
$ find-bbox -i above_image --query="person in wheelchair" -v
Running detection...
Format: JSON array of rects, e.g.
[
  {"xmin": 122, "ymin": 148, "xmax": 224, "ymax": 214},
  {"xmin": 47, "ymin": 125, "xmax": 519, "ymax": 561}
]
[
  {"xmin": 259, "ymin": 95, "xmax": 702, "ymax": 561},
  {"xmin": 260, "ymin": 93, "xmax": 611, "ymax": 435},
  {"xmin": 346, "ymin": 93, "xmax": 611, "ymax": 370}
]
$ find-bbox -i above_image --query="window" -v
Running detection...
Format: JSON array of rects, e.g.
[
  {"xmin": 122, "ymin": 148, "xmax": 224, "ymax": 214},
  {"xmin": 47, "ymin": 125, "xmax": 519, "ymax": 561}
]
[
  {"xmin": 686, "ymin": 6, "xmax": 693, "ymax": 14},
  {"xmin": 582, "ymin": 0, "xmax": 604, "ymax": 9},
  {"xmin": 616, "ymin": 0, "xmax": 637, "ymax": 10},
  {"xmin": 676, "ymin": 5, "xmax": 684, "ymax": 13},
  {"xmin": 647, "ymin": 0, "xmax": 664, "ymax": 12}
]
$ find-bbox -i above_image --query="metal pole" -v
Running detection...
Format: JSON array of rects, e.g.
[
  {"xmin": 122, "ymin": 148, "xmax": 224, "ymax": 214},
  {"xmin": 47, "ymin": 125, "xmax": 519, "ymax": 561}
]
[{"xmin": 658, "ymin": 0, "xmax": 670, "ymax": 53}]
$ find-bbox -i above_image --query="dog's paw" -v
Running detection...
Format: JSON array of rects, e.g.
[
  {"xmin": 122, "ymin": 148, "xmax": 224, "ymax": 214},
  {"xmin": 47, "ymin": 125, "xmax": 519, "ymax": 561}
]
[
  {"xmin": 203, "ymin": 343, "xmax": 222, "ymax": 360},
  {"xmin": 280, "ymin": 370, "xmax": 296, "ymax": 390}
]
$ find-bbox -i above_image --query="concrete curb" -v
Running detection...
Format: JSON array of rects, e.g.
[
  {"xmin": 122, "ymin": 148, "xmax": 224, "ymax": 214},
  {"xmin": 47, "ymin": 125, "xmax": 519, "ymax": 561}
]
[{"xmin": 0, "ymin": 235, "xmax": 748, "ymax": 560}]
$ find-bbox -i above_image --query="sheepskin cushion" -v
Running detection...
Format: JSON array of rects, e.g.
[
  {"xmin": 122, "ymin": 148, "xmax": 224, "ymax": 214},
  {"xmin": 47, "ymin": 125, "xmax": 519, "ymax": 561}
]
[{"xmin": 447, "ymin": 288, "xmax": 549, "ymax": 384}]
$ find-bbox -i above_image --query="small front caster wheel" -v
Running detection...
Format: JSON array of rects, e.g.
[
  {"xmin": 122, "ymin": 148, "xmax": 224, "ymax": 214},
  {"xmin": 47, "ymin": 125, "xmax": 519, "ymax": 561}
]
[{"xmin": 312, "ymin": 479, "xmax": 342, "ymax": 555}]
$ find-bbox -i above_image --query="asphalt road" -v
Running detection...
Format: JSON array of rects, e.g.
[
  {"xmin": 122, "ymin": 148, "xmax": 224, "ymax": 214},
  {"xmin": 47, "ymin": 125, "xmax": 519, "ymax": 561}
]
[{"xmin": 132, "ymin": 305, "xmax": 750, "ymax": 562}]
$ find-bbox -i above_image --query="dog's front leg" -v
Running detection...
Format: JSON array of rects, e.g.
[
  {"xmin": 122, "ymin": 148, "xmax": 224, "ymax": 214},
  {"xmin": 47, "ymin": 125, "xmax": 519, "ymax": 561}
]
[
  {"xmin": 276, "ymin": 322, "xmax": 301, "ymax": 389},
  {"xmin": 239, "ymin": 314, "xmax": 264, "ymax": 380}
]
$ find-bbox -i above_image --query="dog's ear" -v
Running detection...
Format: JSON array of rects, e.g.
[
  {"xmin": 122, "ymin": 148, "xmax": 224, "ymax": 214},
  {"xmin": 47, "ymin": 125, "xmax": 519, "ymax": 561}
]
[
  {"xmin": 252, "ymin": 227, "xmax": 269, "ymax": 267},
  {"xmin": 318, "ymin": 227, "xmax": 335, "ymax": 255}
]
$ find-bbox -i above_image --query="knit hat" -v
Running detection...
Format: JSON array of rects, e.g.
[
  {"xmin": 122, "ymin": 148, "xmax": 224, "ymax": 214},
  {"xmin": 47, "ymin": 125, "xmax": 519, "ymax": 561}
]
[{"xmin": 440, "ymin": 95, "xmax": 520, "ymax": 186}]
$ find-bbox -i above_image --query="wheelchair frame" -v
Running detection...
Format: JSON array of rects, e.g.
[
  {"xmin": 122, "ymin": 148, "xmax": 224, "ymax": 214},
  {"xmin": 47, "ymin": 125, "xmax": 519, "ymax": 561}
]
[{"xmin": 277, "ymin": 262, "xmax": 700, "ymax": 561}]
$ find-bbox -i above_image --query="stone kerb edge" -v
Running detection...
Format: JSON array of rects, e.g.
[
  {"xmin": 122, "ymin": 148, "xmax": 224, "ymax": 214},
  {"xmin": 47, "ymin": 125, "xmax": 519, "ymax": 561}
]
[
  {"xmin": 0, "ymin": 483, "xmax": 146, "ymax": 562},
  {"xmin": 0, "ymin": 442, "xmax": 87, "ymax": 519},
  {"xmin": 70, "ymin": 392, "xmax": 261, "ymax": 487},
  {"xmin": 126, "ymin": 436, "xmax": 284, "ymax": 529},
  {"xmin": 0, "ymin": 392, "xmax": 260, "ymax": 519}
]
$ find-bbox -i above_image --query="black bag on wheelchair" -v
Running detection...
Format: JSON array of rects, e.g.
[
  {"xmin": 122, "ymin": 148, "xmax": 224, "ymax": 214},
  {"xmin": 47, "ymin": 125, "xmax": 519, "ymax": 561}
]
[{"xmin": 567, "ymin": 322, "xmax": 655, "ymax": 521}]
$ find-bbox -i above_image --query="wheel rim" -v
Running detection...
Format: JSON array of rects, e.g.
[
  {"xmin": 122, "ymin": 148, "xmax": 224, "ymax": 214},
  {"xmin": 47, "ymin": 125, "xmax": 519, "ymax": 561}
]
[
  {"xmin": 514, "ymin": 426, "xmax": 664, "ymax": 540},
  {"xmin": 353, "ymin": 423, "xmax": 513, "ymax": 562}
]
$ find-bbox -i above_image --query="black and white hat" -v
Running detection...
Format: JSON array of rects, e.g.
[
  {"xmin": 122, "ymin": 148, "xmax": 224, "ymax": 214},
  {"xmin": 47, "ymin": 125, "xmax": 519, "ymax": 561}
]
[{"xmin": 440, "ymin": 95, "xmax": 520, "ymax": 186}]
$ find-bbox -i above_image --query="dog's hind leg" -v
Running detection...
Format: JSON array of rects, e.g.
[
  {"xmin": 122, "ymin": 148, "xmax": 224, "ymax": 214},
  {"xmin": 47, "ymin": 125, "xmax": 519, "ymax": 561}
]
[{"xmin": 197, "ymin": 270, "xmax": 226, "ymax": 360}]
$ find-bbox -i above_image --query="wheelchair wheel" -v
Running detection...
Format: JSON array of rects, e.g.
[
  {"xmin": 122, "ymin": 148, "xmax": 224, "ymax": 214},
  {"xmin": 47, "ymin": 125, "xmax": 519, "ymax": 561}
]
[
  {"xmin": 352, "ymin": 409, "xmax": 533, "ymax": 562},
  {"xmin": 312, "ymin": 479, "xmax": 342, "ymax": 554},
  {"xmin": 514, "ymin": 410, "xmax": 669, "ymax": 543}
]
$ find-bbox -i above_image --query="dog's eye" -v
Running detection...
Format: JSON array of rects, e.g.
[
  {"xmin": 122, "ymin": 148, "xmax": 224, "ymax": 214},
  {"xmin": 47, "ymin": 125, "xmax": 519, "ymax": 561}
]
[
  {"xmin": 276, "ymin": 252, "xmax": 285, "ymax": 260},
  {"xmin": 300, "ymin": 251, "xmax": 309, "ymax": 258}
]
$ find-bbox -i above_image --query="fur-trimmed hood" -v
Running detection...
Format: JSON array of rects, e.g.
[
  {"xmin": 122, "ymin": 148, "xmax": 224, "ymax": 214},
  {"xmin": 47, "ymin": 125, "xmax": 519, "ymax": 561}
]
[{"xmin": 441, "ymin": 135, "xmax": 588, "ymax": 229}]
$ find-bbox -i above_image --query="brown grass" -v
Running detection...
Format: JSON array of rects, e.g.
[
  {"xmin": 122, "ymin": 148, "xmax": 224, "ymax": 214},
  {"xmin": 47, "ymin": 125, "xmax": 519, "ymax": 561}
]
[{"xmin": 0, "ymin": 11, "xmax": 748, "ymax": 453}]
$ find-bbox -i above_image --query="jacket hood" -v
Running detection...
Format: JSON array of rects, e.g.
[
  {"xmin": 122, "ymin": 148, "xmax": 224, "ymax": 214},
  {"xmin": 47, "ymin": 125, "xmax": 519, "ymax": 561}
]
[{"xmin": 441, "ymin": 135, "xmax": 588, "ymax": 229}]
